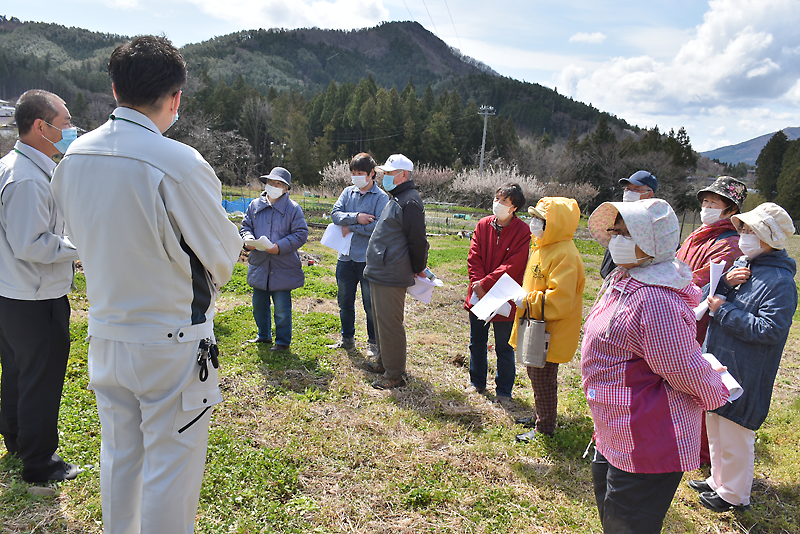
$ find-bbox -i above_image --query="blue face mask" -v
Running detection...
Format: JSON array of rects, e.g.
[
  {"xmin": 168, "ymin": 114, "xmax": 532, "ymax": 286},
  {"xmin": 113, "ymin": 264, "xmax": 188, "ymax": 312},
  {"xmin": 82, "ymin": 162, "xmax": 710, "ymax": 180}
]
[
  {"xmin": 166, "ymin": 111, "xmax": 179, "ymax": 132},
  {"xmin": 44, "ymin": 121, "xmax": 78, "ymax": 154},
  {"xmin": 382, "ymin": 172, "xmax": 397, "ymax": 191}
]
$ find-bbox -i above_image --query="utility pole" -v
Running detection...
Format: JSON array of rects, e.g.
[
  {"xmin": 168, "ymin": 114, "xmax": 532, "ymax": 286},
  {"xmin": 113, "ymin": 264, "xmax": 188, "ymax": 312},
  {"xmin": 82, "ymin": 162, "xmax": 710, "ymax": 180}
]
[{"xmin": 478, "ymin": 105, "xmax": 495, "ymax": 178}]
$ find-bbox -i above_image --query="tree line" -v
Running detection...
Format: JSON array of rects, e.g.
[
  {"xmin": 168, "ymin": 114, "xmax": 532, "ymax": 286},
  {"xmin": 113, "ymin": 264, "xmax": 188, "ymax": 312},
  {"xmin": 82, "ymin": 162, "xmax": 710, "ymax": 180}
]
[{"xmin": 755, "ymin": 131, "xmax": 800, "ymax": 219}]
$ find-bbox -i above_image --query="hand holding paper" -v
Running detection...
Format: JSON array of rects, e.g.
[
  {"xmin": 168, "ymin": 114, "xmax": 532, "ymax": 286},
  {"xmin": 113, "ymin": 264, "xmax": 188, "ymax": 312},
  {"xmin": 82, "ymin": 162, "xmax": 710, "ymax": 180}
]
[
  {"xmin": 407, "ymin": 272, "xmax": 444, "ymax": 303},
  {"xmin": 244, "ymin": 236, "xmax": 274, "ymax": 251},
  {"xmin": 701, "ymin": 353, "xmax": 743, "ymax": 402},
  {"xmin": 469, "ymin": 273, "xmax": 526, "ymax": 322},
  {"xmin": 693, "ymin": 260, "xmax": 726, "ymax": 320}
]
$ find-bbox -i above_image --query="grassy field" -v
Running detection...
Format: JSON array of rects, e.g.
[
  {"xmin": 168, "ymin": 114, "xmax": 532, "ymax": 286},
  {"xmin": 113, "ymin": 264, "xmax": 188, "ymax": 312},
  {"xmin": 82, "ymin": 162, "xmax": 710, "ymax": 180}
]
[{"xmin": 1, "ymin": 228, "xmax": 799, "ymax": 533}]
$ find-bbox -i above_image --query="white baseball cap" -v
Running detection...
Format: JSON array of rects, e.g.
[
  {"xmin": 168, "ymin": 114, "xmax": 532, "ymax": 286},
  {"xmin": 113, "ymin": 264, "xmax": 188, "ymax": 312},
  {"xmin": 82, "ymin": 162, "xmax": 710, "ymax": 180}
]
[{"xmin": 377, "ymin": 154, "xmax": 413, "ymax": 172}]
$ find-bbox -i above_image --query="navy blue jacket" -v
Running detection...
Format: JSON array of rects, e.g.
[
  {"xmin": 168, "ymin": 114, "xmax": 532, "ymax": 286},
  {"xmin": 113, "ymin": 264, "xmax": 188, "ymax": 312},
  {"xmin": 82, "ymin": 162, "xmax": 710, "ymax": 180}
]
[{"xmin": 703, "ymin": 250, "xmax": 797, "ymax": 430}]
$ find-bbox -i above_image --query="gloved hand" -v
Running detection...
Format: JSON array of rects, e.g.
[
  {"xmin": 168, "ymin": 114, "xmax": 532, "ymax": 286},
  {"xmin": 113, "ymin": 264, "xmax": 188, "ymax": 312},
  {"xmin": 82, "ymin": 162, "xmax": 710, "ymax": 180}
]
[{"xmin": 513, "ymin": 294, "xmax": 526, "ymax": 308}]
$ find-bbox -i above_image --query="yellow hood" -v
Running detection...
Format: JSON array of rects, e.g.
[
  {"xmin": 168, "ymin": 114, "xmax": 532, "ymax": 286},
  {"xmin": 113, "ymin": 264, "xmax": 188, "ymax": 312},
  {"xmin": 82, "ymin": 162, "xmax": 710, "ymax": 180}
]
[{"xmin": 535, "ymin": 197, "xmax": 581, "ymax": 246}]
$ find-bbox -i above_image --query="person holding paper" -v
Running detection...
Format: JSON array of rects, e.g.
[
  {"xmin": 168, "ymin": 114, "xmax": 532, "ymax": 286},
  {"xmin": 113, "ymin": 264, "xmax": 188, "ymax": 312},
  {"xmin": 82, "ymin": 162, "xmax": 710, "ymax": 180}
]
[
  {"xmin": 464, "ymin": 184, "xmax": 530, "ymax": 400},
  {"xmin": 510, "ymin": 197, "xmax": 584, "ymax": 441},
  {"xmin": 582, "ymin": 199, "xmax": 729, "ymax": 533},
  {"xmin": 692, "ymin": 203, "xmax": 797, "ymax": 513},
  {"xmin": 241, "ymin": 167, "xmax": 308, "ymax": 351},
  {"xmin": 327, "ymin": 153, "xmax": 389, "ymax": 355},
  {"xmin": 364, "ymin": 154, "xmax": 429, "ymax": 390}
]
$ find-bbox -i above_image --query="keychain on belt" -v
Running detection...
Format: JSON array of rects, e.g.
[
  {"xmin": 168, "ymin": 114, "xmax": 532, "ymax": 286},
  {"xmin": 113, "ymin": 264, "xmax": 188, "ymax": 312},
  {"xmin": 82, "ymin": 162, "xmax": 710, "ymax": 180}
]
[{"xmin": 196, "ymin": 338, "xmax": 219, "ymax": 381}]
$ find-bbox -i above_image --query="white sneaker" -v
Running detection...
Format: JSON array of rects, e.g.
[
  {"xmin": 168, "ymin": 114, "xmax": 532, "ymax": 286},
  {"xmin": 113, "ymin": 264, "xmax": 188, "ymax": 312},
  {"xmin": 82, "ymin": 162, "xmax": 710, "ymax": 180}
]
[{"xmin": 365, "ymin": 343, "xmax": 378, "ymax": 358}]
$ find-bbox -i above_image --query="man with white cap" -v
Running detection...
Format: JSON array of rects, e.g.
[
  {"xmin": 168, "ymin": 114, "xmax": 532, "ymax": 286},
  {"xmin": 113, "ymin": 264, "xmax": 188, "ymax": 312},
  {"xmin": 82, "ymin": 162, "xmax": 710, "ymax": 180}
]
[
  {"xmin": 363, "ymin": 154, "xmax": 429, "ymax": 389},
  {"xmin": 599, "ymin": 170, "xmax": 658, "ymax": 279},
  {"xmin": 691, "ymin": 202, "xmax": 797, "ymax": 513}
]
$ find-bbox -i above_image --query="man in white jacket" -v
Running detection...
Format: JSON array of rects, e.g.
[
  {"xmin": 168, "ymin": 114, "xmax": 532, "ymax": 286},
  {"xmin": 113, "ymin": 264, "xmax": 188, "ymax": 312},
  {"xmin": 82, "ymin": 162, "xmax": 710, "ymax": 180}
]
[
  {"xmin": 0, "ymin": 90, "xmax": 81, "ymax": 483},
  {"xmin": 51, "ymin": 36, "xmax": 243, "ymax": 534}
]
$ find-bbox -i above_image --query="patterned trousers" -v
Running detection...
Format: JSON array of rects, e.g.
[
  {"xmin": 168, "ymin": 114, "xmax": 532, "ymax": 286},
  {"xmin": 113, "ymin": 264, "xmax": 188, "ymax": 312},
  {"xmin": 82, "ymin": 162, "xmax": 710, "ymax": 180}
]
[{"xmin": 526, "ymin": 361, "xmax": 559, "ymax": 436}]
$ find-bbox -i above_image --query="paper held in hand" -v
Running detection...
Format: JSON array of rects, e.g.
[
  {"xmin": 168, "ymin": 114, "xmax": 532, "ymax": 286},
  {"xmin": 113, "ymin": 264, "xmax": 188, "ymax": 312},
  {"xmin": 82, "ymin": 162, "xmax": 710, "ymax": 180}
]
[
  {"xmin": 694, "ymin": 260, "xmax": 727, "ymax": 320},
  {"xmin": 406, "ymin": 273, "xmax": 443, "ymax": 303},
  {"xmin": 320, "ymin": 223, "xmax": 353, "ymax": 255},
  {"xmin": 244, "ymin": 236, "xmax": 274, "ymax": 251},
  {"xmin": 701, "ymin": 353, "xmax": 744, "ymax": 402},
  {"xmin": 469, "ymin": 273, "xmax": 526, "ymax": 323}
]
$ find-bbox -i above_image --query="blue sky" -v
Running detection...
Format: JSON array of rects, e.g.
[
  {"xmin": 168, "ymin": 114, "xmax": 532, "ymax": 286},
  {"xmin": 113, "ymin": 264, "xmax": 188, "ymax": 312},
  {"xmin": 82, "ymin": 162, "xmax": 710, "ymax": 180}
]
[{"xmin": 7, "ymin": 0, "xmax": 800, "ymax": 153}]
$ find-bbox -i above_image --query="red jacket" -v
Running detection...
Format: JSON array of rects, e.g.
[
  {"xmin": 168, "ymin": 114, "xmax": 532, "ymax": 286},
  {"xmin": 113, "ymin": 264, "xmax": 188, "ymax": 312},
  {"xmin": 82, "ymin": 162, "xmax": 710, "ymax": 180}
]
[{"xmin": 465, "ymin": 215, "xmax": 531, "ymax": 322}]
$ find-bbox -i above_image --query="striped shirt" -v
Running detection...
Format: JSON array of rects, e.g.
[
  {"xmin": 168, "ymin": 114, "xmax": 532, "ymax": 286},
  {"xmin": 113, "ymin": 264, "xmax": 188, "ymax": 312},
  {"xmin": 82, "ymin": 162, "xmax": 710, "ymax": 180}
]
[{"xmin": 581, "ymin": 274, "xmax": 729, "ymax": 474}]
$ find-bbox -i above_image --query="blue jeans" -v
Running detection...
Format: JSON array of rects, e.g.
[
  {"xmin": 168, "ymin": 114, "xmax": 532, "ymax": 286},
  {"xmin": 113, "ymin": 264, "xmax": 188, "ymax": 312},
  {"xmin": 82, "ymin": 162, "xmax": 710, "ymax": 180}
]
[
  {"xmin": 468, "ymin": 312, "xmax": 515, "ymax": 397},
  {"xmin": 335, "ymin": 260, "xmax": 375, "ymax": 343},
  {"xmin": 252, "ymin": 288, "xmax": 292, "ymax": 346}
]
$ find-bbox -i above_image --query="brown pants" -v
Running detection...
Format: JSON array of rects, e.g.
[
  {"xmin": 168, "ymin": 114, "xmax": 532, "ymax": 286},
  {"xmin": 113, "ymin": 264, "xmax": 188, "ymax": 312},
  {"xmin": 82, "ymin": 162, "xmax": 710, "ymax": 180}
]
[
  {"xmin": 369, "ymin": 282, "xmax": 408, "ymax": 380},
  {"xmin": 527, "ymin": 361, "xmax": 559, "ymax": 435}
]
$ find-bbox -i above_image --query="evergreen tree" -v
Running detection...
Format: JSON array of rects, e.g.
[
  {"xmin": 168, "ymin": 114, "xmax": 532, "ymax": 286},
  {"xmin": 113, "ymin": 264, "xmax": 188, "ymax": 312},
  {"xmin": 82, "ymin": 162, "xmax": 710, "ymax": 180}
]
[
  {"xmin": 774, "ymin": 139, "xmax": 800, "ymax": 218},
  {"xmin": 565, "ymin": 126, "xmax": 579, "ymax": 153},
  {"xmin": 592, "ymin": 115, "xmax": 616, "ymax": 146},
  {"xmin": 71, "ymin": 91, "xmax": 89, "ymax": 129},
  {"xmin": 755, "ymin": 130, "xmax": 788, "ymax": 201},
  {"xmin": 284, "ymin": 110, "xmax": 315, "ymax": 185},
  {"xmin": 420, "ymin": 111, "xmax": 456, "ymax": 167}
]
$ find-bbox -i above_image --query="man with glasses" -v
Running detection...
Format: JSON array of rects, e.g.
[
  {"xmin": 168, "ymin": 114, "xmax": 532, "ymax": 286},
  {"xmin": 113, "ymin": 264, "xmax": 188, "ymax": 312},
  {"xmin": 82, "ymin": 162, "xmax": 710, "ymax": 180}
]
[
  {"xmin": 599, "ymin": 170, "xmax": 658, "ymax": 278},
  {"xmin": 52, "ymin": 36, "xmax": 242, "ymax": 533},
  {"xmin": 0, "ymin": 90, "xmax": 81, "ymax": 483}
]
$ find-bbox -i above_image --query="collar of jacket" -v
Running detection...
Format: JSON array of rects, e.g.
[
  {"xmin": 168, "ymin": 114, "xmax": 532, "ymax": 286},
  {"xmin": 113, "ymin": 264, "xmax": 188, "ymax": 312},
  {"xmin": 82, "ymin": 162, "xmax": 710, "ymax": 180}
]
[
  {"xmin": 389, "ymin": 180, "xmax": 416, "ymax": 197},
  {"xmin": 254, "ymin": 191, "xmax": 288, "ymax": 215}
]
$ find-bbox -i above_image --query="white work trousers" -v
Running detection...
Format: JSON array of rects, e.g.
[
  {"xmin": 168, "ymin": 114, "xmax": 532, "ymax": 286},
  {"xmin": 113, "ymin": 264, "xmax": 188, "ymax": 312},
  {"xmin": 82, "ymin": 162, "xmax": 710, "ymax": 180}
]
[
  {"xmin": 88, "ymin": 336, "xmax": 223, "ymax": 534},
  {"xmin": 705, "ymin": 411, "xmax": 756, "ymax": 507}
]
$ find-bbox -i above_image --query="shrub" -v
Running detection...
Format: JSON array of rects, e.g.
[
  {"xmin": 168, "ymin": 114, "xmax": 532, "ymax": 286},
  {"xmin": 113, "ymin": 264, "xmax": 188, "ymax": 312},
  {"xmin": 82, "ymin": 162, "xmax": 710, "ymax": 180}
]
[
  {"xmin": 411, "ymin": 164, "xmax": 455, "ymax": 201},
  {"xmin": 319, "ymin": 160, "xmax": 350, "ymax": 196}
]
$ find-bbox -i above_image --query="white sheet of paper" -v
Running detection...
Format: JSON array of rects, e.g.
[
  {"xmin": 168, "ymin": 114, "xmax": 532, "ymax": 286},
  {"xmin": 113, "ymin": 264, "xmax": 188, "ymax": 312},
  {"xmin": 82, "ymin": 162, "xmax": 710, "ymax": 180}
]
[
  {"xmin": 406, "ymin": 274, "xmax": 443, "ymax": 303},
  {"xmin": 469, "ymin": 291, "xmax": 511, "ymax": 321},
  {"xmin": 701, "ymin": 353, "xmax": 744, "ymax": 402},
  {"xmin": 693, "ymin": 261, "xmax": 728, "ymax": 320},
  {"xmin": 244, "ymin": 236, "xmax": 274, "ymax": 251},
  {"xmin": 469, "ymin": 273, "xmax": 526, "ymax": 322},
  {"xmin": 320, "ymin": 223, "xmax": 353, "ymax": 255}
]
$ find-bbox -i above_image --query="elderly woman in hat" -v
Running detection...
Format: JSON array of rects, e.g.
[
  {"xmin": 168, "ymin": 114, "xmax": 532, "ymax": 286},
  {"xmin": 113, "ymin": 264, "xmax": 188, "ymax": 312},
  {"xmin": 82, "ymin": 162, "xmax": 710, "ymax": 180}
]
[
  {"xmin": 581, "ymin": 198, "xmax": 729, "ymax": 533},
  {"xmin": 241, "ymin": 167, "xmax": 309, "ymax": 352},
  {"xmin": 689, "ymin": 203, "xmax": 797, "ymax": 513}
]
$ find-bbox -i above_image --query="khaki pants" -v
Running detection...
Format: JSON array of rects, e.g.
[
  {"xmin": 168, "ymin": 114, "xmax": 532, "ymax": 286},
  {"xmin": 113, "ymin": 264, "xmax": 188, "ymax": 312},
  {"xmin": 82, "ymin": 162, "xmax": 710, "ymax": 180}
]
[
  {"xmin": 369, "ymin": 282, "xmax": 408, "ymax": 380},
  {"xmin": 706, "ymin": 411, "xmax": 755, "ymax": 506}
]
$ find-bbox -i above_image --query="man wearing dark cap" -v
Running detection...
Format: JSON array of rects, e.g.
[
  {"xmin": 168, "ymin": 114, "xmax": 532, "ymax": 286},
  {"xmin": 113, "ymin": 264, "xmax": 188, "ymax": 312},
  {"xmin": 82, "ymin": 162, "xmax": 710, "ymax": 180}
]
[
  {"xmin": 599, "ymin": 170, "xmax": 658, "ymax": 278},
  {"xmin": 51, "ymin": 36, "xmax": 243, "ymax": 533}
]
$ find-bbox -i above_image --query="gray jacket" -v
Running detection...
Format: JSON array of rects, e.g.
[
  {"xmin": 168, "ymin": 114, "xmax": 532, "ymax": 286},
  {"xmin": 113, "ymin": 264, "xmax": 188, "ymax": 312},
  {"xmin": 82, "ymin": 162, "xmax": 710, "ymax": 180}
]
[
  {"xmin": 704, "ymin": 250, "xmax": 797, "ymax": 430},
  {"xmin": 241, "ymin": 192, "xmax": 308, "ymax": 292},
  {"xmin": 0, "ymin": 142, "xmax": 78, "ymax": 300},
  {"xmin": 364, "ymin": 181, "xmax": 428, "ymax": 288}
]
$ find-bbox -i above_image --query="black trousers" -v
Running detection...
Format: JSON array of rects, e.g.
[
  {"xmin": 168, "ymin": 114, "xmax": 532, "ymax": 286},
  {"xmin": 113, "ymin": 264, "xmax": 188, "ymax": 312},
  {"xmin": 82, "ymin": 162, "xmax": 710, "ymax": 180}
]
[
  {"xmin": 0, "ymin": 295, "xmax": 71, "ymax": 478},
  {"xmin": 592, "ymin": 449, "xmax": 683, "ymax": 534}
]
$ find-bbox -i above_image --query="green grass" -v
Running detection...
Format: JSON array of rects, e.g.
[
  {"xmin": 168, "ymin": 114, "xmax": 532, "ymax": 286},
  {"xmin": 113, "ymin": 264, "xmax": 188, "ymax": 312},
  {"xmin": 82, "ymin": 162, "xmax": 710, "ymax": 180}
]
[{"xmin": 3, "ymin": 234, "xmax": 800, "ymax": 533}]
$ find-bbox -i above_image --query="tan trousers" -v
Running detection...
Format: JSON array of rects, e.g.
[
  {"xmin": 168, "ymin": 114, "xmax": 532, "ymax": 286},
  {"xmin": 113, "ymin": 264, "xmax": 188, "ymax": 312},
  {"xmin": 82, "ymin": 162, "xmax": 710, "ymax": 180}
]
[
  {"xmin": 369, "ymin": 282, "xmax": 408, "ymax": 380},
  {"xmin": 705, "ymin": 411, "xmax": 755, "ymax": 506}
]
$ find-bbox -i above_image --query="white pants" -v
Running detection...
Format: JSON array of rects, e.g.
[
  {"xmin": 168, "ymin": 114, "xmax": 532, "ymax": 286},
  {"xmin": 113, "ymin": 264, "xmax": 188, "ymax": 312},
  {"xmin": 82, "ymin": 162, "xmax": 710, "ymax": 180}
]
[
  {"xmin": 88, "ymin": 337, "xmax": 222, "ymax": 534},
  {"xmin": 705, "ymin": 411, "xmax": 755, "ymax": 506}
]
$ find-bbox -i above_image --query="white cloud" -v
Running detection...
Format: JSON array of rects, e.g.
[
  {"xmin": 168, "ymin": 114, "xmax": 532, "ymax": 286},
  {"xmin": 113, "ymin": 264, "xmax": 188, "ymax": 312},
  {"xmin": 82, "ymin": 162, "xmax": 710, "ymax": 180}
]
[
  {"xmin": 104, "ymin": 0, "xmax": 140, "ymax": 8},
  {"xmin": 185, "ymin": 0, "xmax": 389, "ymax": 30},
  {"xmin": 569, "ymin": 32, "xmax": 606, "ymax": 45},
  {"xmin": 786, "ymin": 79, "xmax": 800, "ymax": 103},
  {"xmin": 711, "ymin": 126, "xmax": 726, "ymax": 136}
]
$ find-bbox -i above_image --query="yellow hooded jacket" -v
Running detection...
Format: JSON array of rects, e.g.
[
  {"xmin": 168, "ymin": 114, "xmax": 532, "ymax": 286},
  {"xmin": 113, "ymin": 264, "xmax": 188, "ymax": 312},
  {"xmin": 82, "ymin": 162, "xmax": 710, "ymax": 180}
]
[{"xmin": 510, "ymin": 197, "xmax": 585, "ymax": 363}]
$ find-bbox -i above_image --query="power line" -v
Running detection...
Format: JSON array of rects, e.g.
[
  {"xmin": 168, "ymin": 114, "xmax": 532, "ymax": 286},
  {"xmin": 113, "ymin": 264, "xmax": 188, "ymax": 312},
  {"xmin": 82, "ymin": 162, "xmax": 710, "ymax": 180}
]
[
  {"xmin": 419, "ymin": 0, "xmax": 441, "ymax": 39},
  {"xmin": 442, "ymin": 0, "xmax": 463, "ymax": 51},
  {"xmin": 401, "ymin": 0, "xmax": 416, "ymax": 22}
]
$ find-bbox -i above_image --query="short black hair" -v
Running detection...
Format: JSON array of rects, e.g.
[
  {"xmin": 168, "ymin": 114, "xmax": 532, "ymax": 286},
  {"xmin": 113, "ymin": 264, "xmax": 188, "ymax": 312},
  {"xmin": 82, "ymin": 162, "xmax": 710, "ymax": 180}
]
[
  {"xmin": 350, "ymin": 152, "xmax": 377, "ymax": 174},
  {"xmin": 108, "ymin": 35, "xmax": 187, "ymax": 109},
  {"xmin": 495, "ymin": 183, "xmax": 525, "ymax": 210},
  {"xmin": 15, "ymin": 90, "xmax": 62, "ymax": 135}
]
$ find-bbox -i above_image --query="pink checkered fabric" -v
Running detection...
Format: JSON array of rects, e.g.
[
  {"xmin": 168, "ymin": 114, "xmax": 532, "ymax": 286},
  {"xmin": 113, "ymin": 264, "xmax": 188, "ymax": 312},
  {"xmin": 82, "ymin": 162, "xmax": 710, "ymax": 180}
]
[{"xmin": 581, "ymin": 274, "xmax": 729, "ymax": 474}]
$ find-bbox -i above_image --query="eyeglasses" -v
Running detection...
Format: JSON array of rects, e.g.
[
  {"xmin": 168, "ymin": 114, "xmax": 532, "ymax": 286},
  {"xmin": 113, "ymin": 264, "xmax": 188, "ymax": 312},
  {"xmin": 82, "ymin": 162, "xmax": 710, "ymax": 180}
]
[{"xmin": 606, "ymin": 227, "xmax": 631, "ymax": 237}]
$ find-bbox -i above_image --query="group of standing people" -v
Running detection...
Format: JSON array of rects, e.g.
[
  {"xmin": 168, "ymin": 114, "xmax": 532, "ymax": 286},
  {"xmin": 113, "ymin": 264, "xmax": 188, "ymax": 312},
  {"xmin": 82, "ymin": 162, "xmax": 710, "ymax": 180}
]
[{"xmin": 0, "ymin": 33, "xmax": 796, "ymax": 534}]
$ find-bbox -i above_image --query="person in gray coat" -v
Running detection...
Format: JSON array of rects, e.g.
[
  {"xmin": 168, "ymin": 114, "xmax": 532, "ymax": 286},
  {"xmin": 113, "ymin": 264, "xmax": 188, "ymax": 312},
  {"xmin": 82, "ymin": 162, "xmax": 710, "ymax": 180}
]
[
  {"xmin": 690, "ymin": 202, "xmax": 797, "ymax": 513},
  {"xmin": 242, "ymin": 167, "xmax": 309, "ymax": 352}
]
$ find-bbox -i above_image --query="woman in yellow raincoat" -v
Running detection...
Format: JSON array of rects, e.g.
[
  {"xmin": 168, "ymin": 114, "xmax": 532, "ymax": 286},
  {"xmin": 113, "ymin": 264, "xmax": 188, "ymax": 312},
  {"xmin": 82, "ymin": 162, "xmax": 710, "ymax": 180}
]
[{"xmin": 511, "ymin": 197, "xmax": 585, "ymax": 442}]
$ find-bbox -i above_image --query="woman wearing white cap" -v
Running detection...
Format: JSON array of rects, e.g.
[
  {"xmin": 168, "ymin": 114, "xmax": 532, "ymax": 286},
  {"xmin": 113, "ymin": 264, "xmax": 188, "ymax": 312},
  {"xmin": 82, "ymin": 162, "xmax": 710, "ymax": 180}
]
[
  {"xmin": 581, "ymin": 198, "xmax": 729, "ymax": 533},
  {"xmin": 689, "ymin": 203, "xmax": 797, "ymax": 513}
]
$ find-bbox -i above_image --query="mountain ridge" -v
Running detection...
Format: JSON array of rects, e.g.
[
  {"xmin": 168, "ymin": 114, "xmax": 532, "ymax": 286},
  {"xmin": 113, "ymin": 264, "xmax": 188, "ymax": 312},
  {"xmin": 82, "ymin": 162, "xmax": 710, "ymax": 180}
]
[{"xmin": 701, "ymin": 126, "xmax": 800, "ymax": 165}]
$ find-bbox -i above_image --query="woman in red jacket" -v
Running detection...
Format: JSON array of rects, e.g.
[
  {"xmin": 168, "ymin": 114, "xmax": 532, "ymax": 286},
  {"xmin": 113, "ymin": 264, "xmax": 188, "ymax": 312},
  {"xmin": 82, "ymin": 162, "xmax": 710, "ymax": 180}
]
[{"xmin": 464, "ymin": 183, "xmax": 531, "ymax": 401}]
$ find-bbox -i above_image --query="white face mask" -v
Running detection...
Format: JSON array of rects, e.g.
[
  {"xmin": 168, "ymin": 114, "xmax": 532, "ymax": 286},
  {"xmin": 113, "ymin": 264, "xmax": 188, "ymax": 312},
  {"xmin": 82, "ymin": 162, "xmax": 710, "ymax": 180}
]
[
  {"xmin": 493, "ymin": 200, "xmax": 513, "ymax": 220},
  {"xmin": 622, "ymin": 190, "xmax": 642, "ymax": 203},
  {"xmin": 265, "ymin": 184, "xmax": 285, "ymax": 199},
  {"xmin": 700, "ymin": 207, "xmax": 724, "ymax": 225},
  {"xmin": 738, "ymin": 233, "xmax": 764, "ymax": 259},
  {"xmin": 608, "ymin": 235, "xmax": 640, "ymax": 265},
  {"xmin": 529, "ymin": 218, "xmax": 544, "ymax": 238},
  {"xmin": 352, "ymin": 175, "xmax": 369, "ymax": 189}
]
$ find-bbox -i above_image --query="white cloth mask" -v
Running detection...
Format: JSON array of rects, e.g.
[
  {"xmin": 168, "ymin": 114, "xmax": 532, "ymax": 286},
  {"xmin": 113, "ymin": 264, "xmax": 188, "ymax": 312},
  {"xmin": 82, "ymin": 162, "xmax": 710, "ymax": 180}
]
[
  {"xmin": 493, "ymin": 201, "xmax": 513, "ymax": 220},
  {"xmin": 608, "ymin": 235, "xmax": 640, "ymax": 265},
  {"xmin": 351, "ymin": 175, "xmax": 369, "ymax": 189},
  {"xmin": 738, "ymin": 233, "xmax": 764, "ymax": 260},
  {"xmin": 700, "ymin": 207, "xmax": 724, "ymax": 225},
  {"xmin": 265, "ymin": 184, "xmax": 285, "ymax": 199},
  {"xmin": 529, "ymin": 218, "xmax": 544, "ymax": 238},
  {"xmin": 622, "ymin": 190, "xmax": 642, "ymax": 203}
]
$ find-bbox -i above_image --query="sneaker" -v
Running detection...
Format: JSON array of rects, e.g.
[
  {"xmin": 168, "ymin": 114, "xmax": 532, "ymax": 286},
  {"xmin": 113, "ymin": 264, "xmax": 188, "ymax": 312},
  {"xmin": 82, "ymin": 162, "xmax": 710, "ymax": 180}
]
[
  {"xmin": 365, "ymin": 342, "xmax": 378, "ymax": 358},
  {"xmin": 363, "ymin": 360, "xmax": 385, "ymax": 374},
  {"xmin": 371, "ymin": 373, "xmax": 408, "ymax": 390},
  {"xmin": 515, "ymin": 429, "xmax": 538, "ymax": 443},
  {"xmin": 464, "ymin": 384, "xmax": 487, "ymax": 394},
  {"xmin": 247, "ymin": 337, "xmax": 272, "ymax": 344},
  {"xmin": 269, "ymin": 344, "xmax": 290, "ymax": 352},
  {"xmin": 327, "ymin": 338, "xmax": 356, "ymax": 350}
]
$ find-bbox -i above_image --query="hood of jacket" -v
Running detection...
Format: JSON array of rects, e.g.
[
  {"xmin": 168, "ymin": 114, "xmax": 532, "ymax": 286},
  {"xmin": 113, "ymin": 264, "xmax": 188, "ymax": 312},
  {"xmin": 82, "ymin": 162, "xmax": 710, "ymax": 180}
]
[
  {"xmin": 748, "ymin": 248, "xmax": 797, "ymax": 275},
  {"xmin": 535, "ymin": 197, "xmax": 580, "ymax": 247}
]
